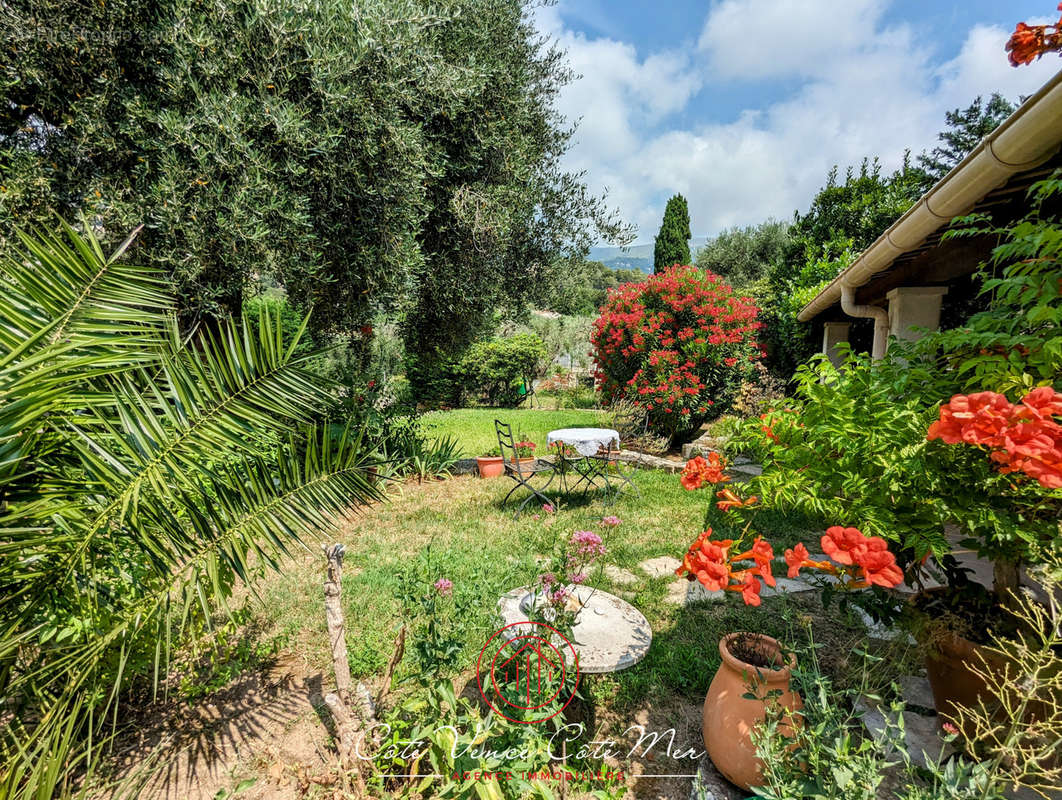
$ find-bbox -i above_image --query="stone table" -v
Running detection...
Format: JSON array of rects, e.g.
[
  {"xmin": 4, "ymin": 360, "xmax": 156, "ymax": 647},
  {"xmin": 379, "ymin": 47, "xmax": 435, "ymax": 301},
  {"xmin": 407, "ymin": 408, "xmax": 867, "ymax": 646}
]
[{"xmin": 496, "ymin": 585, "xmax": 652, "ymax": 673}]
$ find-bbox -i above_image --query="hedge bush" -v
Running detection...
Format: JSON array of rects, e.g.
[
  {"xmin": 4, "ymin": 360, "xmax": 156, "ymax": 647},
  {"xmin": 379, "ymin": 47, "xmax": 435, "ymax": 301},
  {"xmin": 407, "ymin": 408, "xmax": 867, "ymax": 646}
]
[
  {"xmin": 454, "ymin": 333, "xmax": 548, "ymax": 407},
  {"xmin": 590, "ymin": 265, "xmax": 761, "ymax": 441}
]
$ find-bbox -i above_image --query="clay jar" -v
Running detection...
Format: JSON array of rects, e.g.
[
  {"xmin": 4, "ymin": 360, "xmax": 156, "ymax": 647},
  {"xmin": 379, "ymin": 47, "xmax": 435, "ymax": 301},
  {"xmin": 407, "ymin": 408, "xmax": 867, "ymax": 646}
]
[{"xmin": 702, "ymin": 632, "xmax": 802, "ymax": 791}]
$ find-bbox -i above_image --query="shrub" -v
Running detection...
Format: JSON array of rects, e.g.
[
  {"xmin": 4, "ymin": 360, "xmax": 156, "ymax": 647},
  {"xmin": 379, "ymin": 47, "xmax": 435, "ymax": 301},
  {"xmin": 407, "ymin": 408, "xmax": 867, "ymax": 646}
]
[
  {"xmin": 731, "ymin": 360, "xmax": 785, "ymax": 417},
  {"xmin": 590, "ymin": 265, "xmax": 761, "ymax": 441},
  {"xmin": 731, "ymin": 350, "xmax": 1060, "ymax": 587},
  {"xmin": 454, "ymin": 333, "xmax": 548, "ymax": 407},
  {"xmin": 540, "ymin": 384, "xmax": 599, "ymax": 409}
]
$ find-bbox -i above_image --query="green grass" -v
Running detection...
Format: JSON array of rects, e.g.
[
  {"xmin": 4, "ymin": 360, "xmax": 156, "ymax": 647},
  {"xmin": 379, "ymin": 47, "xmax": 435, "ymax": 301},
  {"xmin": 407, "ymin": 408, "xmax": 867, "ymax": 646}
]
[
  {"xmin": 419, "ymin": 407, "xmax": 608, "ymax": 457},
  {"xmin": 244, "ymin": 467, "xmax": 894, "ymax": 719}
]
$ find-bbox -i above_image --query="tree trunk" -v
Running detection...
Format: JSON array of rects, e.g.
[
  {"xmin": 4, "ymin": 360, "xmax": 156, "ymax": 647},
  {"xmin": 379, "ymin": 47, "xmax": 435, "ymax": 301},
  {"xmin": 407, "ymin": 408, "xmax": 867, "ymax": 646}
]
[
  {"xmin": 323, "ymin": 543, "xmax": 353, "ymax": 704},
  {"xmin": 993, "ymin": 558, "xmax": 1022, "ymax": 609}
]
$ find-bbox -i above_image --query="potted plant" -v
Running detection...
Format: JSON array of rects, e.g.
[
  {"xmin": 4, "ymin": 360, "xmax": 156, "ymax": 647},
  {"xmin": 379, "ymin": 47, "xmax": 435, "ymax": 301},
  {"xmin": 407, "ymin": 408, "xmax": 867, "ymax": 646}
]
[
  {"xmin": 476, "ymin": 447, "xmax": 504, "ymax": 478},
  {"xmin": 676, "ymin": 455, "xmax": 903, "ymax": 790},
  {"xmin": 916, "ymin": 387, "xmax": 1062, "ymax": 722},
  {"xmin": 731, "ymin": 357, "xmax": 1062, "ymax": 729},
  {"xmin": 512, "ymin": 436, "xmax": 537, "ymax": 467}
]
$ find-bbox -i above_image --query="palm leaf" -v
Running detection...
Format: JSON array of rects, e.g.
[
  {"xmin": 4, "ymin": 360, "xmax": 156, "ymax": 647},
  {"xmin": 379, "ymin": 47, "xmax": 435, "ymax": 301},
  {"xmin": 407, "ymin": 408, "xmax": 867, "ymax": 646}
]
[{"xmin": 0, "ymin": 221, "xmax": 384, "ymax": 800}]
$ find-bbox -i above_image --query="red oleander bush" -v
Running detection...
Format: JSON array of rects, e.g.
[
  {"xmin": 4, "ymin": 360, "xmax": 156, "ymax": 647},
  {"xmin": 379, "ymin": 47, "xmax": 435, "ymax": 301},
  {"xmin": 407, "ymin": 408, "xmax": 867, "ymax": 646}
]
[{"xmin": 590, "ymin": 265, "xmax": 761, "ymax": 441}]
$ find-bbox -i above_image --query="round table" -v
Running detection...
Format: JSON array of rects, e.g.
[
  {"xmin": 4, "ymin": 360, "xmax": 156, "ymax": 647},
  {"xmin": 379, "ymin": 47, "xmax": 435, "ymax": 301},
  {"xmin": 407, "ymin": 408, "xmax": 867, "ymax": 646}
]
[
  {"xmin": 496, "ymin": 585, "xmax": 652, "ymax": 673},
  {"xmin": 546, "ymin": 427, "xmax": 620, "ymax": 457}
]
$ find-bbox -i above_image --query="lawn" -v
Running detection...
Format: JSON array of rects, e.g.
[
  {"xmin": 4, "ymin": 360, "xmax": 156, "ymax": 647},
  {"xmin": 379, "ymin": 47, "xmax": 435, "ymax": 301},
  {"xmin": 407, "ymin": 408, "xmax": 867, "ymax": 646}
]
[
  {"xmin": 252, "ymin": 468, "xmax": 868, "ymax": 694},
  {"xmin": 420, "ymin": 407, "xmax": 609, "ymax": 456},
  {"xmin": 148, "ymin": 462, "xmax": 920, "ymax": 798},
  {"xmin": 226, "ymin": 466, "xmax": 915, "ymax": 791}
]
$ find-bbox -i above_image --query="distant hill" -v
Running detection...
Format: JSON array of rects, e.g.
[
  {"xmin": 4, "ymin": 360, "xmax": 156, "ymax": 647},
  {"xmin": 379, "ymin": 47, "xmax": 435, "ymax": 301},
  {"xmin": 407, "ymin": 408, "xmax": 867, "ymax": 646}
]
[
  {"xmin": 603, "ymin": 256, "xmax": 651, "ymax": 273},
  {"xmin": 590, "ymin": 237, "xmax": 709, "ymax": 272}
]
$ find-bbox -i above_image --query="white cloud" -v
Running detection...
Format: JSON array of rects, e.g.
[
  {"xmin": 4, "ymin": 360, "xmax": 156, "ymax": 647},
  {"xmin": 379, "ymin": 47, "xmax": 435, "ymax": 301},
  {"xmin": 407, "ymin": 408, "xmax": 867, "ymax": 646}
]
[
  {"xmin": 697, "ymin": 0, "xmax": 890, "ymax": 81},
  {"xmin": 542, "ymin": 0, "xmax": 1061, "ymax": 244}
]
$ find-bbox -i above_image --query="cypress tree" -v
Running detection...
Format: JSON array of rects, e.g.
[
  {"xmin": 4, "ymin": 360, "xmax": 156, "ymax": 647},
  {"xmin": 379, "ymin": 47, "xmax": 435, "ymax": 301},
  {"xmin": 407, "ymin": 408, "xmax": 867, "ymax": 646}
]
[{"xmin": 653, "ymin": 194, "xmax": 692, "ymax": 272}]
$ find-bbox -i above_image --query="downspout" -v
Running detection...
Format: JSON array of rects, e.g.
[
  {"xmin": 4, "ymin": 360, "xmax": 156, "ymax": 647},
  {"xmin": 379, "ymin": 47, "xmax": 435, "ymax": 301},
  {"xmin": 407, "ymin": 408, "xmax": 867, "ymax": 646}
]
[{"xmin": 840, "ymin": 284, "xmax": 889, "ymax": 359}]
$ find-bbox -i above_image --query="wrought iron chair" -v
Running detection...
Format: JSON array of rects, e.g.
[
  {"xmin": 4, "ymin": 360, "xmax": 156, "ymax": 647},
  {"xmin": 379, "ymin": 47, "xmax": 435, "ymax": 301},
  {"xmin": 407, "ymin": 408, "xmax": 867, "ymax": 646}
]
[
  {"xmin": 495, "ymin": 419, "xmax": 556, "ymax": 517},
  {"xmin": 588, "ymin": 438, "xmax": 640, "ymax": 504}
]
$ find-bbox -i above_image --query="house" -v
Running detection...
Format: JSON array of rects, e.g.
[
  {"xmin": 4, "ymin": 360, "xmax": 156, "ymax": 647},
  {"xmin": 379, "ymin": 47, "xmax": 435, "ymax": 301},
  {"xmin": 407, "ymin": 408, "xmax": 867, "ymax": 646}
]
[{"xmin": 798, "ymin": 69, "xmax": 1062, "ymax": 364}]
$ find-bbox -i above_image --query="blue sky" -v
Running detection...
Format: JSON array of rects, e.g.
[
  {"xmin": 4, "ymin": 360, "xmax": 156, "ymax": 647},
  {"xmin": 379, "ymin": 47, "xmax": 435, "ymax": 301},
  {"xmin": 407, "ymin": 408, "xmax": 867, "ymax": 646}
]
[{"xmin": 534, "ymin": 1, "xmax": 1062, "ymax": 244}]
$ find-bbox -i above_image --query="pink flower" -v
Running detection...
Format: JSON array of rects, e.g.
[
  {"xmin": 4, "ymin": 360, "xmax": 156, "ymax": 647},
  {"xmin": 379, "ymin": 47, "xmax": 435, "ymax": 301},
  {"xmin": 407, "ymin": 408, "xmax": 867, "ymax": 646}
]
[
  {"xmin": 434, "ymin": 578, "xmax": 453, "ymax": 596},
  {"xmin": 542, "ymin": 503, "xmax": 555, "ymax": 514},
  {"xmin": 600, "ymin": 515, "xmax": 622, "ymax": 527},
  {"xmin": 571, "ymin": 530, "xmax": 606, "ymax": 558}
]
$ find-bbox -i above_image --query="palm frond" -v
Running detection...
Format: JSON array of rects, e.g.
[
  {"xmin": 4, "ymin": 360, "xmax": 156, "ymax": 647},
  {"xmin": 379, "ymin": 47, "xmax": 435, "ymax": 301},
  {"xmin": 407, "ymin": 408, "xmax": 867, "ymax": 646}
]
[{"xmin": 0, "ymin": 221, "xmax": 384, "ymax": 800}]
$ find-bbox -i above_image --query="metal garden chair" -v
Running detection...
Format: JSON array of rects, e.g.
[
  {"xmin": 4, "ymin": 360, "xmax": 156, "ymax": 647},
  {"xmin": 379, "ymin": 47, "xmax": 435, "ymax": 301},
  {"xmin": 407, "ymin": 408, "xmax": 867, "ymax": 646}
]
[
  {"xmin": 495, "ymin": 419, "xmax": 556, "ymax": 518},
  {"xmin": 588, "ymin": 439, "xmax": 640, "ymax": 504}
]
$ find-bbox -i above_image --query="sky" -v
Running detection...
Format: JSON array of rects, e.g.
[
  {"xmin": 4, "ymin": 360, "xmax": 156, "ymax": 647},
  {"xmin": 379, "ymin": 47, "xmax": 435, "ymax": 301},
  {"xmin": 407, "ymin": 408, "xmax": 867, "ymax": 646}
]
[{"xmin": 533, "ymin": 0, "xmax": 1062, "ymax": 245}]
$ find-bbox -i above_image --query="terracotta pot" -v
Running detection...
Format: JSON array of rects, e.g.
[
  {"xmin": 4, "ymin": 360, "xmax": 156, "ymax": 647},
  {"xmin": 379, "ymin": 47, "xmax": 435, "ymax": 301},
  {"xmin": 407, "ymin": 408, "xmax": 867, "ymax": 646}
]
[
  {"xmin": 510, "ymin": 456, "xmax": 535, "ymax": 468},
  {"xmin": 924, "ymin": 629, "xmax": 1006, "ymax": 724},
  {"xmin": 476, "ymin": 456, "xmax": 505, "ymax": 478},
  {"xmin": 918, "ymin": 588, "xmax": 1010, "ymax": 728},
  {"xmin": 920, "ymin": 590, "xmax": 1060, "ymax": 758},
  {"xmin": 702, "ymin": 633, "xmax": 802, "ymax": 791}
]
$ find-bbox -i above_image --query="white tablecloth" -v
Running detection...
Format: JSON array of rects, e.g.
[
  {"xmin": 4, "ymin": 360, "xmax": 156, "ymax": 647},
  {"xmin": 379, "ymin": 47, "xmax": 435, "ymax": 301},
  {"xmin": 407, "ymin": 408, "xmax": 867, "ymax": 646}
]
[{"xmin": 547, "ymin": 427, "xmax": 620, "ymax": 458}]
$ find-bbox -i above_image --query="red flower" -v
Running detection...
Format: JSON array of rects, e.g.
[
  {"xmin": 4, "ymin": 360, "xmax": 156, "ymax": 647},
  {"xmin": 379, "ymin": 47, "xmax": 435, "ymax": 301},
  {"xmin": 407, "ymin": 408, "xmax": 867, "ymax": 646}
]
[
  {"xmin": 1006, "ymin": 10, "xmax": 1062, "ymax": 67},
  {"xmin": 695, "ymin": 561, "xmax": 730, "ymax": 591},
  {"xmin": 821, "ymin": 526, "xmax": 869, "ymax": 566},
  {"xmin": 759, "ymin": 412, "xmax": 779, "ymax": 442},
  {"xmin": 750, "ymin": 538, "xmax": 775, "ymax": 587},
  {"xmin": 858, "ymin": 549, "xmax": 904, "ymax": 588},
  {"xmin": 784, "ymin": 542, "xmax": 809, "ymax": 578},
  {"xmin": 681, "ymin": 453, "xmax": 729, "ymax": 490},
  {"xmin": 1022, "ymin": 386, "xmax": 1062, "ymax": 418},
  {"xmin": 735, "ymin": 572, "xmax": 762, "ymax": 606},
  {"xmin": 928, "ymin": 389, "xmax": 1062, "ymax": 489},
  {"xmin": 715, "ymin": 487, "xmax": 757, "ymax": 511}
]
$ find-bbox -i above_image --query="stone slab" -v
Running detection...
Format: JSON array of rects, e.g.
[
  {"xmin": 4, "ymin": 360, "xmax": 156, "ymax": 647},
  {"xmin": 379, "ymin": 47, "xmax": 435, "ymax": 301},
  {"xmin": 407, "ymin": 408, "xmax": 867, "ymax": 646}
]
[
  {"xmin": 665, "ymin": 579, "xmax": 692, "ymax": 605},
  {"xmin": 617, "ymin": 450, "xmax": 682, "ymax": 473},
  {"xmin": 727, "ymin": 464, "xmax": 762, "ymax": 477},
  {"xmin": 857, "ymin": 697, "xmax": 947, "ymax": 769},
  {"xmin": 758, "ymin": 576, "xmax": 818, "ymax": 597},
  {"xmin": 681, "ymin": 434, "xmax": 726, "ymax": 461},
  {"xmin": 496, "ymin": 586, "xmax": 652, "ymax": 674},
  {"xmin": 898, "ymin": 675, "xmax": 935, "ymax": 711},
  {"xmin": 640, "ymin": 556, "xmax": 681, "ymax": 578},
  {"xmin": 685, "ymin": 580, "xmax": 726, "ymax": 605},
  {"xmin": 603, "ymin": 565, "xmax": 639, "ymax": 586}
]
